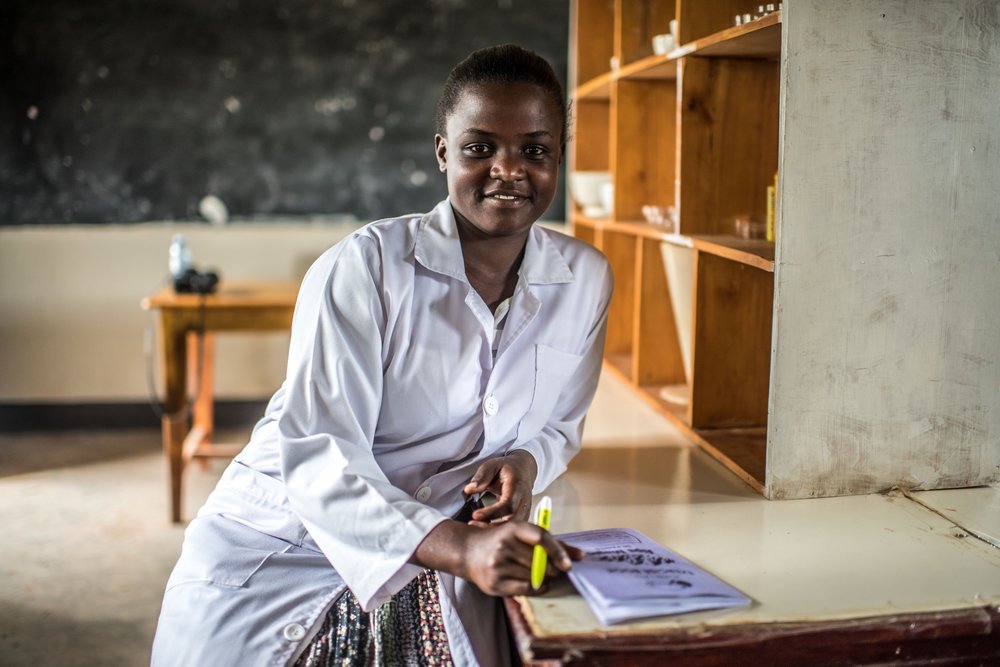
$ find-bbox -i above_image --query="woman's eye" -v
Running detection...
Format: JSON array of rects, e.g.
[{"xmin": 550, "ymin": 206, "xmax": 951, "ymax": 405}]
[
  {"xmin": 465, "ymin": 144, "xmax": 492, "ymax": 155},
  {"xmin": 524, "ymin": 145, "xmax": 548, "ymax": 158}
]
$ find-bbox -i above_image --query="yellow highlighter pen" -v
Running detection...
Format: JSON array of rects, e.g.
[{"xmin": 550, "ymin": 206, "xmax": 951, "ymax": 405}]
[{"xmin": 530, "ymin": 496, "xmax": 552, "ymax": 590}]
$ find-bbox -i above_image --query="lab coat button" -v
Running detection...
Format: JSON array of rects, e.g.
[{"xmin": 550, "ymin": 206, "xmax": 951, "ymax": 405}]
[
  {"xmin": 283, "ymin": 623, "xmax": 306, "ymax": 641},
  {"xmin": 483, "ymin": 395, "xmax": 499, "ymax": 416},
  {"xmin": 416, "ymin": 486, "xmax": 432, "ymax": 502}
]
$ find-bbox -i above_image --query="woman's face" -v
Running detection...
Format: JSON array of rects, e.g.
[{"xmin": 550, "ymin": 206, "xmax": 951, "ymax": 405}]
[{"xmin": 435, "ymin": 81, "xmax": 563, "ymax": 239}]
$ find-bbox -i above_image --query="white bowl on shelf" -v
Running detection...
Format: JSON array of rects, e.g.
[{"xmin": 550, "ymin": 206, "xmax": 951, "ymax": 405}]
[
  {"xmin": 599, "ymin": 182, "xmax": 614, "ymax": 217},
  {"xmin": 569, "ymin": 171, "xmax": 612, "ymax": 217}
]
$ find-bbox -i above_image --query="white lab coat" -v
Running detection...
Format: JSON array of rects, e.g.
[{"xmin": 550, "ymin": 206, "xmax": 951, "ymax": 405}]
[{"xmin": 151, "ymin": 199, "xmax": 612, "ymax": 666}]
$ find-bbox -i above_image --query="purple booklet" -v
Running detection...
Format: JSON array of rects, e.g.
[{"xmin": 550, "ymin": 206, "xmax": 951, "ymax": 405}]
[{"xmin": 558, "ymin": 527, "xmax": 751, "ymax": 625}]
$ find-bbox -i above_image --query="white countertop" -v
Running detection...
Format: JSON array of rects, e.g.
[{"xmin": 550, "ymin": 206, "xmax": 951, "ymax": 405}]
[{"xmin": 520, "ymin": 374, "xmax": 1000, "ymax": 637}]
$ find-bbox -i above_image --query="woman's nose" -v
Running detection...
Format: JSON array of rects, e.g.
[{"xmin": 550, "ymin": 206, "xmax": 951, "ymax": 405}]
[{"xmin": 489, "ymin": 152, "xmax": 525, "ymax": 181}]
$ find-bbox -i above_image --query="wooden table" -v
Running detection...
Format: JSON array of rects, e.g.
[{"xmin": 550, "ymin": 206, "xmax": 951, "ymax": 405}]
[{"xmin": 141, "ymin": 281, "xmax": 298, "ymax": 522}]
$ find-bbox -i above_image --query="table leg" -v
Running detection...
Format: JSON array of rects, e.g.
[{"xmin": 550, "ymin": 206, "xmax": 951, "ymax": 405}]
[
  {"xmin": 188, "ymin": 332, "xmax": 216, "ymax": 468},
  {"xmin": 162, "ymin": 414, "xmax": 187, "ymax": 523},
  {"xmin": 160, "ymin": 310, "xmax": 189, "ymax": 523}
]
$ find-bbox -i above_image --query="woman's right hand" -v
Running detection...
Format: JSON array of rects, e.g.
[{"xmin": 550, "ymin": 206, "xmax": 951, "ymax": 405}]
[{"xmin": 412, "ymin": 519, "xmax": 581, "ymax": 596}]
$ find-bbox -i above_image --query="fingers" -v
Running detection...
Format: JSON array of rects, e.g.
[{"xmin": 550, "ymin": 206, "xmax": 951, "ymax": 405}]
[
  {"xmin": 464, "ymin": 459, "xmax": 503, "ymax": 496},
  {"xmin": 464, "ymin": 521, "xmax": 577, "ymax": 597},
  {"xmin": 494, "ymin": 572, "xmax": 548, "ymax": 597},
  {"xmin": 561, "ymin": 542, "xmax": 585, "ymax": 562},
  {"xmin": 512, "ymin": 522, "xmax": 573, "ymax": 571},
  {"xmin": 472, "ymin": 485, "xmax": 531, "ymax": 521},
  {"xmin": 470, "ymin": 499, "xmax": 517, "ymax": 524},
  {"xmin": 468, "ymin": 460, "xmax": 532, "ymax": 523}
]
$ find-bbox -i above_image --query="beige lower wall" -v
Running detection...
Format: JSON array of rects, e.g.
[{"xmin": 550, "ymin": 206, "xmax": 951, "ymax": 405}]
[{"xmin": 0, "ymin": 222, "xmax": 360, "ymax": 403}]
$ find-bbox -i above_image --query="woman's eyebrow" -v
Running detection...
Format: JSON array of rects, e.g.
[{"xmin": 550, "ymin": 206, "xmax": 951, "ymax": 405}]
[{"xmin": 460, "ymin": 128, "xmax": 554, "ymax": 138}]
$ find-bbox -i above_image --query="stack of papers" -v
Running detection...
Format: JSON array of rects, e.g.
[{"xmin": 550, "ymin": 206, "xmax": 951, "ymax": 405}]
[{"xmin": 559, "ymin": 528, "xmax": 751, "ymax": 625}]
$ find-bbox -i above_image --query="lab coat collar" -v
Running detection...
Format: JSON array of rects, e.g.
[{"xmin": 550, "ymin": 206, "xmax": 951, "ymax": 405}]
[
  {"xmin": 414, "ymin": 199, "xmax": 574, "ymax": 286},
  {"xmin": 521, "ymin": 220, "xmax": 574, "ymax": 285}
]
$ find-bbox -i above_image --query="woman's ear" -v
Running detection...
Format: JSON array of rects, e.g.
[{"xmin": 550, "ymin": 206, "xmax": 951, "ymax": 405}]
[{"xmin": 434, "ymin": 134, "xmax": 447, "ymax": 172}]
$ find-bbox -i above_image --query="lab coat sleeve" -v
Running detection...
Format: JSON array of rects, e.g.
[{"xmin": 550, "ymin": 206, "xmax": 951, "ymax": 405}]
[
  {"xmin": 277, "ymin": 234, "xmax": 447, "ymax": 611},
  {"xmin": 512, "ymin": 262, "xmax": 613, "ymax": 494}
]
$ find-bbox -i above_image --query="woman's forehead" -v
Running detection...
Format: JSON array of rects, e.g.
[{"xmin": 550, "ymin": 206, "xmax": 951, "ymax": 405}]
[{"xmin": 447, "ymin": 82, "xmax": 561, "ymax": 132}]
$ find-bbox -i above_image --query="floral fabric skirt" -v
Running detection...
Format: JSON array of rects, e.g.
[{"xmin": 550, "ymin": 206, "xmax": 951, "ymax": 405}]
[{"xmin": 293, "ymin": 569, "xmax": 454, "ymax": 667}]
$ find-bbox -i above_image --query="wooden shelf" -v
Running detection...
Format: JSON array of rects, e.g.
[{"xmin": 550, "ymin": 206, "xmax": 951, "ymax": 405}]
[
  {"xmin": 575, "ymin": 72, "xmax": 613, "ymax": 101},
  {"xmin": 634, "ymin": 382, "xmax": 767, "ymax": 494},
  {"xmin": 688, "ymin": 235, "xmax": 775, "ymax": 272},
  {"xmin": 636, "ymin": 384, "xmax": 688, "ymax": 424},
  {"xmin": 574, "ymin": 56, "xmax": 677, "ymax": 102},
  {"xmin": 617, "ymin": 54, "xmax": 678, "ymax": 82},
  {"xmin": 604, "ymin": 352, "xmax": 634, "ymax": 384},
  {"xmin": 570, "ymin": 212, "xmax": 608, "ymax": 228},
  {"xmin": 674, "ymin": 11, "xmax": 781, "ymax": 59},
  {"xmin": 570, "ymin": 215, "xmax": 776, "ymax": 272},
  {"xmin": 607, "ymin": 219, "xmax": 676, "ymax": 240},
  {"xmin": 693, "ymin": 427, "xmax": 767, "ymax": 493},
  {"xmin": 574, "ymin": 12, "xmax": 780, "ymax": 115}
]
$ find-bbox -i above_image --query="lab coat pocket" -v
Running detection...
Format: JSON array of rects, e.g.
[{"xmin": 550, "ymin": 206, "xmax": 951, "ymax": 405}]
[
  {"xmin": 519, "ymin": 344, "xmax": 583, "ymax": 438},
  {"xmin": 166, "ymin": 514, "xmax": 282, "ymax": 591},
  {"xmin": 202, "ymin": 545, "xmax": 278, "ymax": 588}
]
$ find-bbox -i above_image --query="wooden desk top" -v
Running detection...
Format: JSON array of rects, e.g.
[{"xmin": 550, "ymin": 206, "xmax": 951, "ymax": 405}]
[{"xmin": 141, "ymin": 280, "xmax": 299, "ymax": 311}]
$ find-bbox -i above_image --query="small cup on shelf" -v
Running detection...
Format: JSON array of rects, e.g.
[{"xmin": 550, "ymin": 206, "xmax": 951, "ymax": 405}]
[
  {"xmin": 651, "ymin": 33, "xmax": 675, "ymax": 56},
  {"xmin": 642, "ymin": 205, "xmax": 678, "ymax": 233}
]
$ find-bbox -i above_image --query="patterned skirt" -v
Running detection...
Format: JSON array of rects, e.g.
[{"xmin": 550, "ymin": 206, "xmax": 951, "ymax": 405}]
[{"xmin": 293, "ymin": 569, "xmax": 454, "ymax": 667}]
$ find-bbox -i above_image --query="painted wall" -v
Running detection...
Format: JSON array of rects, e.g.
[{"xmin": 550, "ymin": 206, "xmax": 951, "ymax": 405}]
[
  {"xmin": 768, "ymin": 0, "xmax": 1000, "ymax": 496},
  {"xmin": 0, "ymin": 218, "xmax": 568, "ymax": 404},
  {"xmin": 0, "ymin": 222, "xmax": 358, "ymax": 402}
]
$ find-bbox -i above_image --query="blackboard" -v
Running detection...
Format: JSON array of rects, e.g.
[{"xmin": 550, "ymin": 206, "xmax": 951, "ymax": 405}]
[{"xmin": 0, "ymin": 0, "xmax": 569, "ymax": 225}]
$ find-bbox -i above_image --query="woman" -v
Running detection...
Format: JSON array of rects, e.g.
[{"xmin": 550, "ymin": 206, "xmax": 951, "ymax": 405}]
[{"xmin": 152, "ymin": 43, "xmax": 612, "ymax": 667}]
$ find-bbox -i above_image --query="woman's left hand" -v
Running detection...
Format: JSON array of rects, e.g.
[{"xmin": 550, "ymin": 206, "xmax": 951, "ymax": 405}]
[{"xmin": 463, "ymin": 450, "xmax": 537, "ymax": 524}]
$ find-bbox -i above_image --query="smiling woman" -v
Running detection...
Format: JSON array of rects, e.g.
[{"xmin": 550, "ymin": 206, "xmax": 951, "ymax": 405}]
[{"xmin": 151, "ymin": 44, "xmax": 613, "ymax": 667}]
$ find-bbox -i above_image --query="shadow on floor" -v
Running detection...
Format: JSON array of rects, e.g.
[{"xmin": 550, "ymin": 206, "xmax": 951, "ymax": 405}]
[
  {"xmin": 0, "ymin": 425, "xmax": 258, "ymax": 479},
  {"xmin": 0, "ymin": 601, "xmax": 155, "ymax": 667},
  {"xmin": 0, "ymin": 429, "xmax": 162, "ymax": 478}
]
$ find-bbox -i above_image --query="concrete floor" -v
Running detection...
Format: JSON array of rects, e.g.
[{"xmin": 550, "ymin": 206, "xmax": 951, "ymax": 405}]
[
  {"xmin": 0, "ymin": 428, "xmax": 233, "ymax": 666},
  {"xmin": 0, "ymin": 372, "xmax": 680, "ymax": 666}
]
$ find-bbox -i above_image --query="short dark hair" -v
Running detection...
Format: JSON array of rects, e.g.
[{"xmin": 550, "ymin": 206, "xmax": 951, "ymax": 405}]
[{"xmin": 436, "ymin": 43, "xmax": 569, "ymax": 146}]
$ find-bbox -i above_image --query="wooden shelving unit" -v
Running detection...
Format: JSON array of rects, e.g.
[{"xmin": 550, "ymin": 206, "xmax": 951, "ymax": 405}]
[
  {"xmin": 570, "ymin": 0, "xmax": 1000, "ymax": 501},
  {"xmin": 569, "ymin": 0, "xmax": 779, "ymax": 492}
]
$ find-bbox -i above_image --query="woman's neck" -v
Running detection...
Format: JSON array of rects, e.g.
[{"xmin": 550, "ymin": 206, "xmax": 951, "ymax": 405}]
[{"xmin": 456, "ymin": 225, "xmax": 528, "ymax": 313}]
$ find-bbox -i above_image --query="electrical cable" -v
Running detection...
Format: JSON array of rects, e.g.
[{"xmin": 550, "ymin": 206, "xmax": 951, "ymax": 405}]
[{"xmin": 144, "ymin": 277, "xmax": 208, "ymax": 422}]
